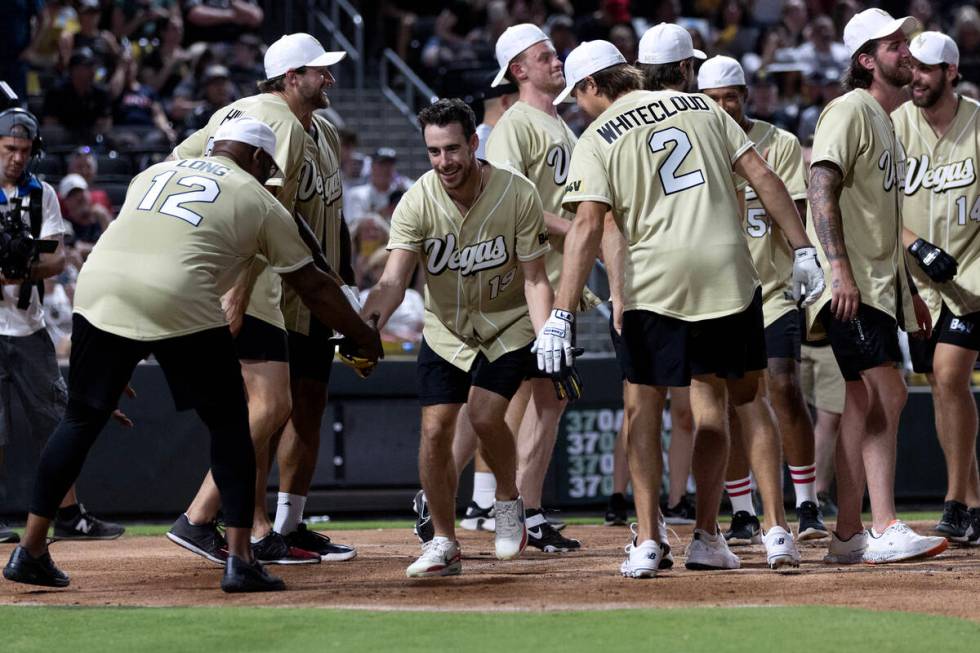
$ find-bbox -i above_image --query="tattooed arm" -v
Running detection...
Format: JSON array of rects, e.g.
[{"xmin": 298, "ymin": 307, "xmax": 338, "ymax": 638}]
[{"xmin": 809, "ymin": 162, "xmax": 860, "ymax": 321}]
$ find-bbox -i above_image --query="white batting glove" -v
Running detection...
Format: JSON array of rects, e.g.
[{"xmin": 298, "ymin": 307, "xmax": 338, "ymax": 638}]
[
  {"xmin": 331, "ymin": 285, "xmax": 364, "ymax": 340},
  {"xmin": 792, "ymin": 247, "xmax": 825, "ymax": 308},
  {"xmin": 532, "ymin": 309, "xmax": 575, "ymax": 374}
]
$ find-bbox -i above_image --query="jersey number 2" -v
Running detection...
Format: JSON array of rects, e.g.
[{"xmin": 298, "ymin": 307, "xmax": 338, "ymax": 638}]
[
  {"xmin": 648, "ymin": 127, "xmax": 705, "ymax": 195},
  {"xmin": 137, "ymin": 170, "xmax": 221, "ymax": 226}
]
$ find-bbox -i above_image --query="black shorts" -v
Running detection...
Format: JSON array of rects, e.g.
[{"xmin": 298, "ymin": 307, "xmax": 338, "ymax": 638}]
[
  {"xmin": 609, "ymin": 311, "xmax": 627, "ymax": 380},
  {"xmin": 818, "ymin": 303, "xmax": 902, "ymax": 382},
  {"xmin": 416, "ymin": 338, "xmax": 534, "ymax": 406},
  {"xmin": 765, "ymin": 310, "xmax": 802, "ymax": 361},
  {"xmin": 287, "ymin": 317, "xmax": 336, "ymax": 383},
  {"xmin": 69, "ymin": 314, "xmax": 246, "ymax": 413},
  {"xmin": 908, "ymin": 311, "xmax": 940, "ymax": 374},
  {"xmin": 620, "ymin": 288, "xmax": 767, "ymax": 387},
  {"xmin": 936, "ymin": 303, "xmax": 980, "ymax": 352},
  {"xmin": 235, "ymin": 315, "xmax": 289, "ymax": 363}
]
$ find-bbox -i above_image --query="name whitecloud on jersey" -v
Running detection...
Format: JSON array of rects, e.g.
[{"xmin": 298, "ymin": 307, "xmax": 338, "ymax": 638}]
[{"xmin": 592, "ymin": 95, "xmax": 713, "ymax": 145}]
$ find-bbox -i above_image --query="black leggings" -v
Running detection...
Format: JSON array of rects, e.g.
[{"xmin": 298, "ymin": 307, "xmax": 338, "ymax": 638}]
[{"xmin": 31, "ymin": 397, "xmax": 256, "ymax": 528}]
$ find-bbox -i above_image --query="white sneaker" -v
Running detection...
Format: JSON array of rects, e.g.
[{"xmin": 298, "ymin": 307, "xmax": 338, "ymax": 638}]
[
  {"xmin": 685, "ymin": 528, "xmax": 741, "ymax": 570},
  {"xmin": 621, "ymin": 522, "xmax": 672, "ymax": 576},
  {"xmin": 621, "ymin": 536, "xmax": 661, "ymax": 578},
  {"xmin": 406, "ymin": 538, "xmax": 462, "ymax": 578},
  {"xmin": 763, "ymin": 525, "xmax": 801, "ymax": 569},
  {"xmin": 824, "ymin": 530, "xmax": 868, "ymax": 564},
  {"xmin": 863, "ymin": 521, "xmax": 949, "ymax": 564},
  {"xmin": 493, "ymin": 497, "xmax": 527, "ymax": 560}
]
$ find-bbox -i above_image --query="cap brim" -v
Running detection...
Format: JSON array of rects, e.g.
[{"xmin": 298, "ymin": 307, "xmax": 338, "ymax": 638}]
[
  {"xmin": 873, "ymin": 16, "xmax": 921, "ymax": 42},
  {"xmin": 491, "ymin": 67, "xmax": 508, "ymax": 88},
  {"xmin": 308, "ymin": 51, "xmax": 347, "ymax": 68},
  {"xmin": 693, "ymin": 48, "xmax": 707, "ymax": 60},
  {"xmin": 553, "ymin": 84, "xmax": 574, "ymax": 105}
]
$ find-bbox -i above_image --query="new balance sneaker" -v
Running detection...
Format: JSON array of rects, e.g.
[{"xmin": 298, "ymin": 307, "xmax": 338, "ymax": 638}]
[
  {"xmin": 526, "ymin": 510, "xmax": 580, "ymax": 552},
  {"xmin": 493, "ymin": 497, "xmax": 527, "ymax": 560},
  {"xmin": 251, "ymin": 531, "xmax": 320, "ymax": 565},
  {"xmin": 796, "ymin": 501, "xmax": 830, "ymax": 541},
  {"xmin": 967, "ymin": 508, "xmax": 980, "ymax": 546},
  {"xmin": 52, "ymin": 504, "xmax": 125, "ymax": 541},
  {"xmin": 406, "ymin": 538, "xmax": 462, "ymax": 578},
  {"xmin": 724, "ymin": 511, "xmax": 761, "ymax": 545},
  {"xmin": 824, "ymin": 530, "xmax": 868, "ymax": 564},
  {"xmin": 412, "ymin": 490, "xmax": 434, "ymax": 543},
  {"xmin": 166, "ymin": 514, "xmax": 228, "ymax": 565},
  {"xmin": 604, "ymin": 493, "xmax": 629, "ymax": 526},
  {"xmin": 863, "ymin": 521, "xmax": 948, "ymax": 564},
  {"xmin": 221, "ymin": 555, "xmax": 285, "ymax": 593},
  {"xmin": 763, "ymin": 525, "xmax": 801, "ymax": 569},
  {"xmin": 685, "ymin": 528, "xmax": 740, "ymax": 570},
  {"xmin": 663, "ymin": 495, "xmax": 696, "ymax": 525},
  {"xmin": 934, "ymin": 500, "xmax": 971, "ymax": 542},
  {"xmin": 284, "ymin": 523, "xmax": 356, "ymax": 561},
  {"xmin": 621, "ymin": 536, "xmax": 661, "ymax": 578},
  {"xmin": 3, "ymin": 546, "xmax": 69, "ymax": 587},
  {"xmin": 817, "ymin": 491, "xmax": 838, "ymax": 517},
  {"xmin": 0, "ymin": 521, "xmax": 19, "ymax": 544},
  {"xmin": 459, "ymin": 502, "xmax": 495, "ymax": 532}
]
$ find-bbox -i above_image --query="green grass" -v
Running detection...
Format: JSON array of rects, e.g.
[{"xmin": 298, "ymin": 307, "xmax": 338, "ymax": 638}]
[{"xmin": 0, "ymin": 606, "xmax": 975, "ymax": 653}]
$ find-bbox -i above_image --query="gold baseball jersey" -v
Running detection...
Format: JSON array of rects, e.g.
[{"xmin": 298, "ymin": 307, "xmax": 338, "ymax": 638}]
[
  {"xmin": 805, "ymin": 89, "xmax": 917, "ymax": 336},
  {"xmin": 740, "ymin": 120, "xmax": 807, "ymax": 326},
  {"xmin": 893, "ymin": 96, "xmax": 980, "ymax": 321},
  {"xmin": 73, "ymin": 157, "xmax": 313, "ymax": 340},
  {"xmin": 173, "ymin": 93, "xmax": 308, "ymax": 330},
  {"xmin": 485, "ymin": 102, "xmax": 600, "ymax": 311},
  {"xmin": 280, "ymin": 113, "xmax": 345, "ymax": 334},
  {"xmin": 563, "ymin": 89, "xmax": 758, "ymax": 320},
  {"xmin": 387, "ymin": 163, "xmax": 549, "ymax": 370}
]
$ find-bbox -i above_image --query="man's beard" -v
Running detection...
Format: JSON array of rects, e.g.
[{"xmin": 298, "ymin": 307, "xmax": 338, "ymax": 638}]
[
  {"xmin": 879, "ymin": 59, "xmax": 913, "ymax": 88},
  {"xmin": 912, "ymin": 80, "xmax": 945, "ymax": 108}
]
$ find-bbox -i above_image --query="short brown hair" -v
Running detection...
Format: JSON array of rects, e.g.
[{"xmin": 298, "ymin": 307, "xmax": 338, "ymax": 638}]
[
  {"xmin": 417, "ymin": 98, "xmax": 477, "ymax": 140},
  {"xmin": 843, "ymin": 40, "xmax": 876, "ymax": 90},
  {"xmin": 636, "ymin": 60, "xmax": 688, "ymax": 91},
  {"xmin": 574, "ymin": 64, "xmax": 643, "ymax": 100},
  {"xmin": 256, "ymin": 66, "xmax": 308, "ymax": 93}
]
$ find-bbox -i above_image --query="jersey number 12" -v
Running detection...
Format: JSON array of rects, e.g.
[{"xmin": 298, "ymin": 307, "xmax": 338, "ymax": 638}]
[{"xmin": 137, "ymin": 170, "xmax": 221, "ymax": 226}]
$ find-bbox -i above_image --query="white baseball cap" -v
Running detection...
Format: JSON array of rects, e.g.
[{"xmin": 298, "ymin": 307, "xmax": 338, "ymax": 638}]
[
  {"xmin": 554, "ymin": 40, "xmax": 627, "ymax": 105},
  {"xmin": 638, "ymin": 23, "xmax": 706, "ymax": 65},
  {"xmin": 843, "ymin": 9, "xmax": 920, "ymax": 57},
  {"xmin": 213, "ymin": 117, "xmax": 278, "ymax": 160},
  {"xmin": 697, "ymin": 55, "xmax": 746, "ymax": 90},
  {"xmin": 491, "ymin": 23, "xmax": 550, "ymax": 87},
  {"xmin": 58, "ymin": 173, "xmax": 87, "ymax": 197},
  {"xmin": 910, "ymin": 31, "xmax": 959, "ymax": 66},
  {"xmin": 264, "ymin": 33, "xmax": 346, "ymax": 79}
]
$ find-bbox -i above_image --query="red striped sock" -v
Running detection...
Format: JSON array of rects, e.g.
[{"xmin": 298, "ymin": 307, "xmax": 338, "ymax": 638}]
[
  {"xmin": 789, "ymin": 464, "xmax": 817, "ymax": 506},
  {"xmin": 725, "ymin": 476, "xmax": 755, "ymax": 514}
]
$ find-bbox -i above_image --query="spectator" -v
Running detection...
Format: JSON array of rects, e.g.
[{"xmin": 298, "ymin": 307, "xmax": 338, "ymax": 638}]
[
  {"xmin": 59, "ymin": 0, "xmax": 120, "ymax": 83},
  {"xmin": 66, "ymin": 146, "xmax": 113, "ymax": 213},
  {"xmin": 955, "ymin": 6, "xmax": 980, "ymax": 85},
  {"xmin": 575, "ymin": 0, "xmax": 631, "ymax": 43},
  {"xmin": 41, "ymin": 47, "xmax": 113, "ymax": 141},
  {"xmin": 713, "ymin": 0, "xmax": 759, "ymax": 61},
  {"xmin": 778, "ymin": 0, "xmax": 808, "ymax": 48},
  {"xmin": 110, "ymin": 51, "xmax": 178, "ymax": 147},
  {"xmin": 142, "ymin": 17, "xmax": 192, "ymax": 99},
  {"xmin": 787, "ymin": 15, "xmax": 849, "ymax": 77},
  {"xmin": 227, "ymin": 33, "xmax": 265, "ymax": 96},
  {"xmin": 0, "ymin": 0, "xmax": 44, "ymax": 99},
  {"xmin": 19, "ymin": 2, "xmax": 76, "ymax": 76},
  {"xmin": 344, "ymin": 148, "xmax": 412, "ymax": 225},
  {"xmin": 351, "ymin": 213, "xmax": 391, "ymax": 286},
  {"xmin": 420, "ymin": 1, "xmax": 491, "ymax": 71},
  {"xmin": 747, "ymin": 74, "xmax": 795, "ymax": 133},
  {"xmin": 183, "ymin": 64, "xmax": 234, "ymax": 132},
  {"xmin": 58, "ymin": 174, "xmax": 112, "ymax": 260},
  {"xmin": 796, "ymin": 68, "xmax": 841, "ymax": 143},
  {"xmin": 908, "ymin": 0, "xmax": 941, "ymax": 33},
  {"xmin": 338, "ymin": 127, "xmax": 368, "ymax": 194},
  {"xmin": 609, "ymin": 23, "xmax": 638, "ymax": 63},
  {"xmin": 181, "ymin": 0, "xmax": 263, "ymax": 46},
  {"xmin": 112, "ymin": 0, "xmax": 178, "ymax": 42},
  {"xmin": 546, "ymin": 15, "xmax": 578, "ymax": 60},
  {"xmin": 358, "ymin": 248, "xmax": 424, "ymax": 346}
]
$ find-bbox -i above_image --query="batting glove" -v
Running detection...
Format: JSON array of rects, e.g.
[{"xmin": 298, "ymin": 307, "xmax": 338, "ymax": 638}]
[
  {"xmin": 909, "ymin": 238, "xmax": 958, "ymax": 283},
  {"xmin": 792, "ymin": 247, "xmax": 825, "ymax": 308},
  {"xmin": 552, "ymin": 362, "xmax": 584, "ymax": 402},
  {"xmin": 330, "ymin": 285, "xmax": 364, "ymax": 341},
  {"xmin": 532, "ymin": 309, "xmax": 575, "ymax": 374}
]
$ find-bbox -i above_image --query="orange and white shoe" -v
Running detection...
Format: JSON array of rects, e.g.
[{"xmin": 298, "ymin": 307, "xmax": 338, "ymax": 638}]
[{"xmin": 863, "ymin": 520, "xmax": 948, "ymax": 564}]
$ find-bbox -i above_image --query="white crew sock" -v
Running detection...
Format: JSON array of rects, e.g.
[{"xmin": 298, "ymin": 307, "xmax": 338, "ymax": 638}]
[
  {"xmin": 471, "ymin": 472, "xmax": 496, "ymax": 509},
  {"xmin": 273, "ymin": 492, "xmax": 306, "ymax": 535},
  {"xmin": 789, "ymin": 464, "xmax": 818, "ymax": 507},
  {"xmin": 725, "ymin": 476, "xmax": 756, "ymax": 515}
]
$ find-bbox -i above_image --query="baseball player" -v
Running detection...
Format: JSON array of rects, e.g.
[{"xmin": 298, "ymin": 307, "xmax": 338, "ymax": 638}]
[
  {"xmin": 696, "ymin": 55, "xmax": 830, "ymax": 544},
  {"xmin": 1, "ymin": 119, "xmax": 382, "ymax": 592},
  {"xmin": 894, "ymin": 31, "xmax": 980, "ymax": 544},
  {"xmin": 806, "ymin": 8, "xmax": 947, "ymax": 563},
  {"xmin": 800, "ymin": 341, "xmax": 844, "ymax": 517},
  {"xmin": 362, "ymin": 98, "xmax": 553, "ymax": 577},
  {"xmin": 539, "ymin": 39, "xmax": 823, "ymax": 578},
  {"xmin": 168, "ymin": 33, "xmax": 357, "ymax": 565}
]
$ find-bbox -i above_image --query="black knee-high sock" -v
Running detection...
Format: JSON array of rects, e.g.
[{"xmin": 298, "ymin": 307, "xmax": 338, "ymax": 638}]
[
  {"xmin": 197, "ymin": 400, "xmax": 255, "ymax": 529},
  {"xmin": 31, "ymin": 400, "xmax": 113, "ymax": 519}
]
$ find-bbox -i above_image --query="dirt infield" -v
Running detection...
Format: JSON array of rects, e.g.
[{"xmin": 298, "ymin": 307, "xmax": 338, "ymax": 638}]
[{"xmin": 1, "ymin": 521, "xmax": 978, "ymax": 619}]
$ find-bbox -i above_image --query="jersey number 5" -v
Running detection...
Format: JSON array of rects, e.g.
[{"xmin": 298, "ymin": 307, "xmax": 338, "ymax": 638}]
[
  {"xmin": 648, "ymin": 127, "xmax": 705, "ymax": 195},
  {"xmin": 137, "ymin": 170, "xmax": 221, "ymax": 226}
]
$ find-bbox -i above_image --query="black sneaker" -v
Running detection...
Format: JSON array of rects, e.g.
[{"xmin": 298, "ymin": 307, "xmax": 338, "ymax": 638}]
[
  {"xmin": 724, "ymin": 510, "xmax": 761, "ymax": 545},
  {"xmin": 526, "ymin": 512, "xmax": 580, "ymax": 553},
  {"xmin": 545, "ymin": 510, "xmax": 567, "ymax": 532},
  {"xmin": 935, "ymin": 500, "xmax": 971, "ymax": 542},
  {"xmin": 459, "ymin": 502, "xmax": 494, "ymax": 531},
  {"xmin": 796, "ymin": 500, "xmax": 830, "ymax": 541},
  {"xmin": 221, "ymin": 555, "xmax": 285, "ymax": 593},
  {"xmin": 967, "ymin": 508, "xmax": 980, "ymax": 546},
  {"xmin": 412, "ymin": 490, "xmax": 434, "ymax": 543},
  {"xmin": 52, "ymin": 504, "xmax": 125, "ymax": 541},
  {"xmin": 662, "ymin": 495, "xmax": 696, "ymax": 525},
  {"xmin": 3, "ymin": 546, "xmax": 69, "ymax": 587},
  {"xmin": 284, "ymin": 523, "xmax": 356, "ymax": 561},
  {"xmin": 0, "ymin": 521, "xmax": 19, "ymax": 544},
  {"xmin": 817, "ymin": 491, "xmax": 838, "ymax": 517},
  {"xmin": 605, "ymin": 493, "xmax": 629, "ymax": 526},
  {"xmin": 166, "ymin": 514, "xmax": 228, "ymax": 565},
  {"xmin": 251, "ymin": 531, "xmax": 320, "ymax": 565}
]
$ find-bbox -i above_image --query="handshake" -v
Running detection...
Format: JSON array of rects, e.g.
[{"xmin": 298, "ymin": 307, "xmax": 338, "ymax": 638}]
[
  {"xmin": 532, "ymin": 309, "xmax": 584, "ymax": 402},
  {"xmin": 335, "ymin": 285, "xmax": 384, "ymax": 379}
]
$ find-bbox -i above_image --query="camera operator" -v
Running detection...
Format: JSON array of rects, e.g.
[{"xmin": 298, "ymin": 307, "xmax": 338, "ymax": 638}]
[{"xmin": 0, "ymin": 108, "xmax": 123, "ymax": 544}]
